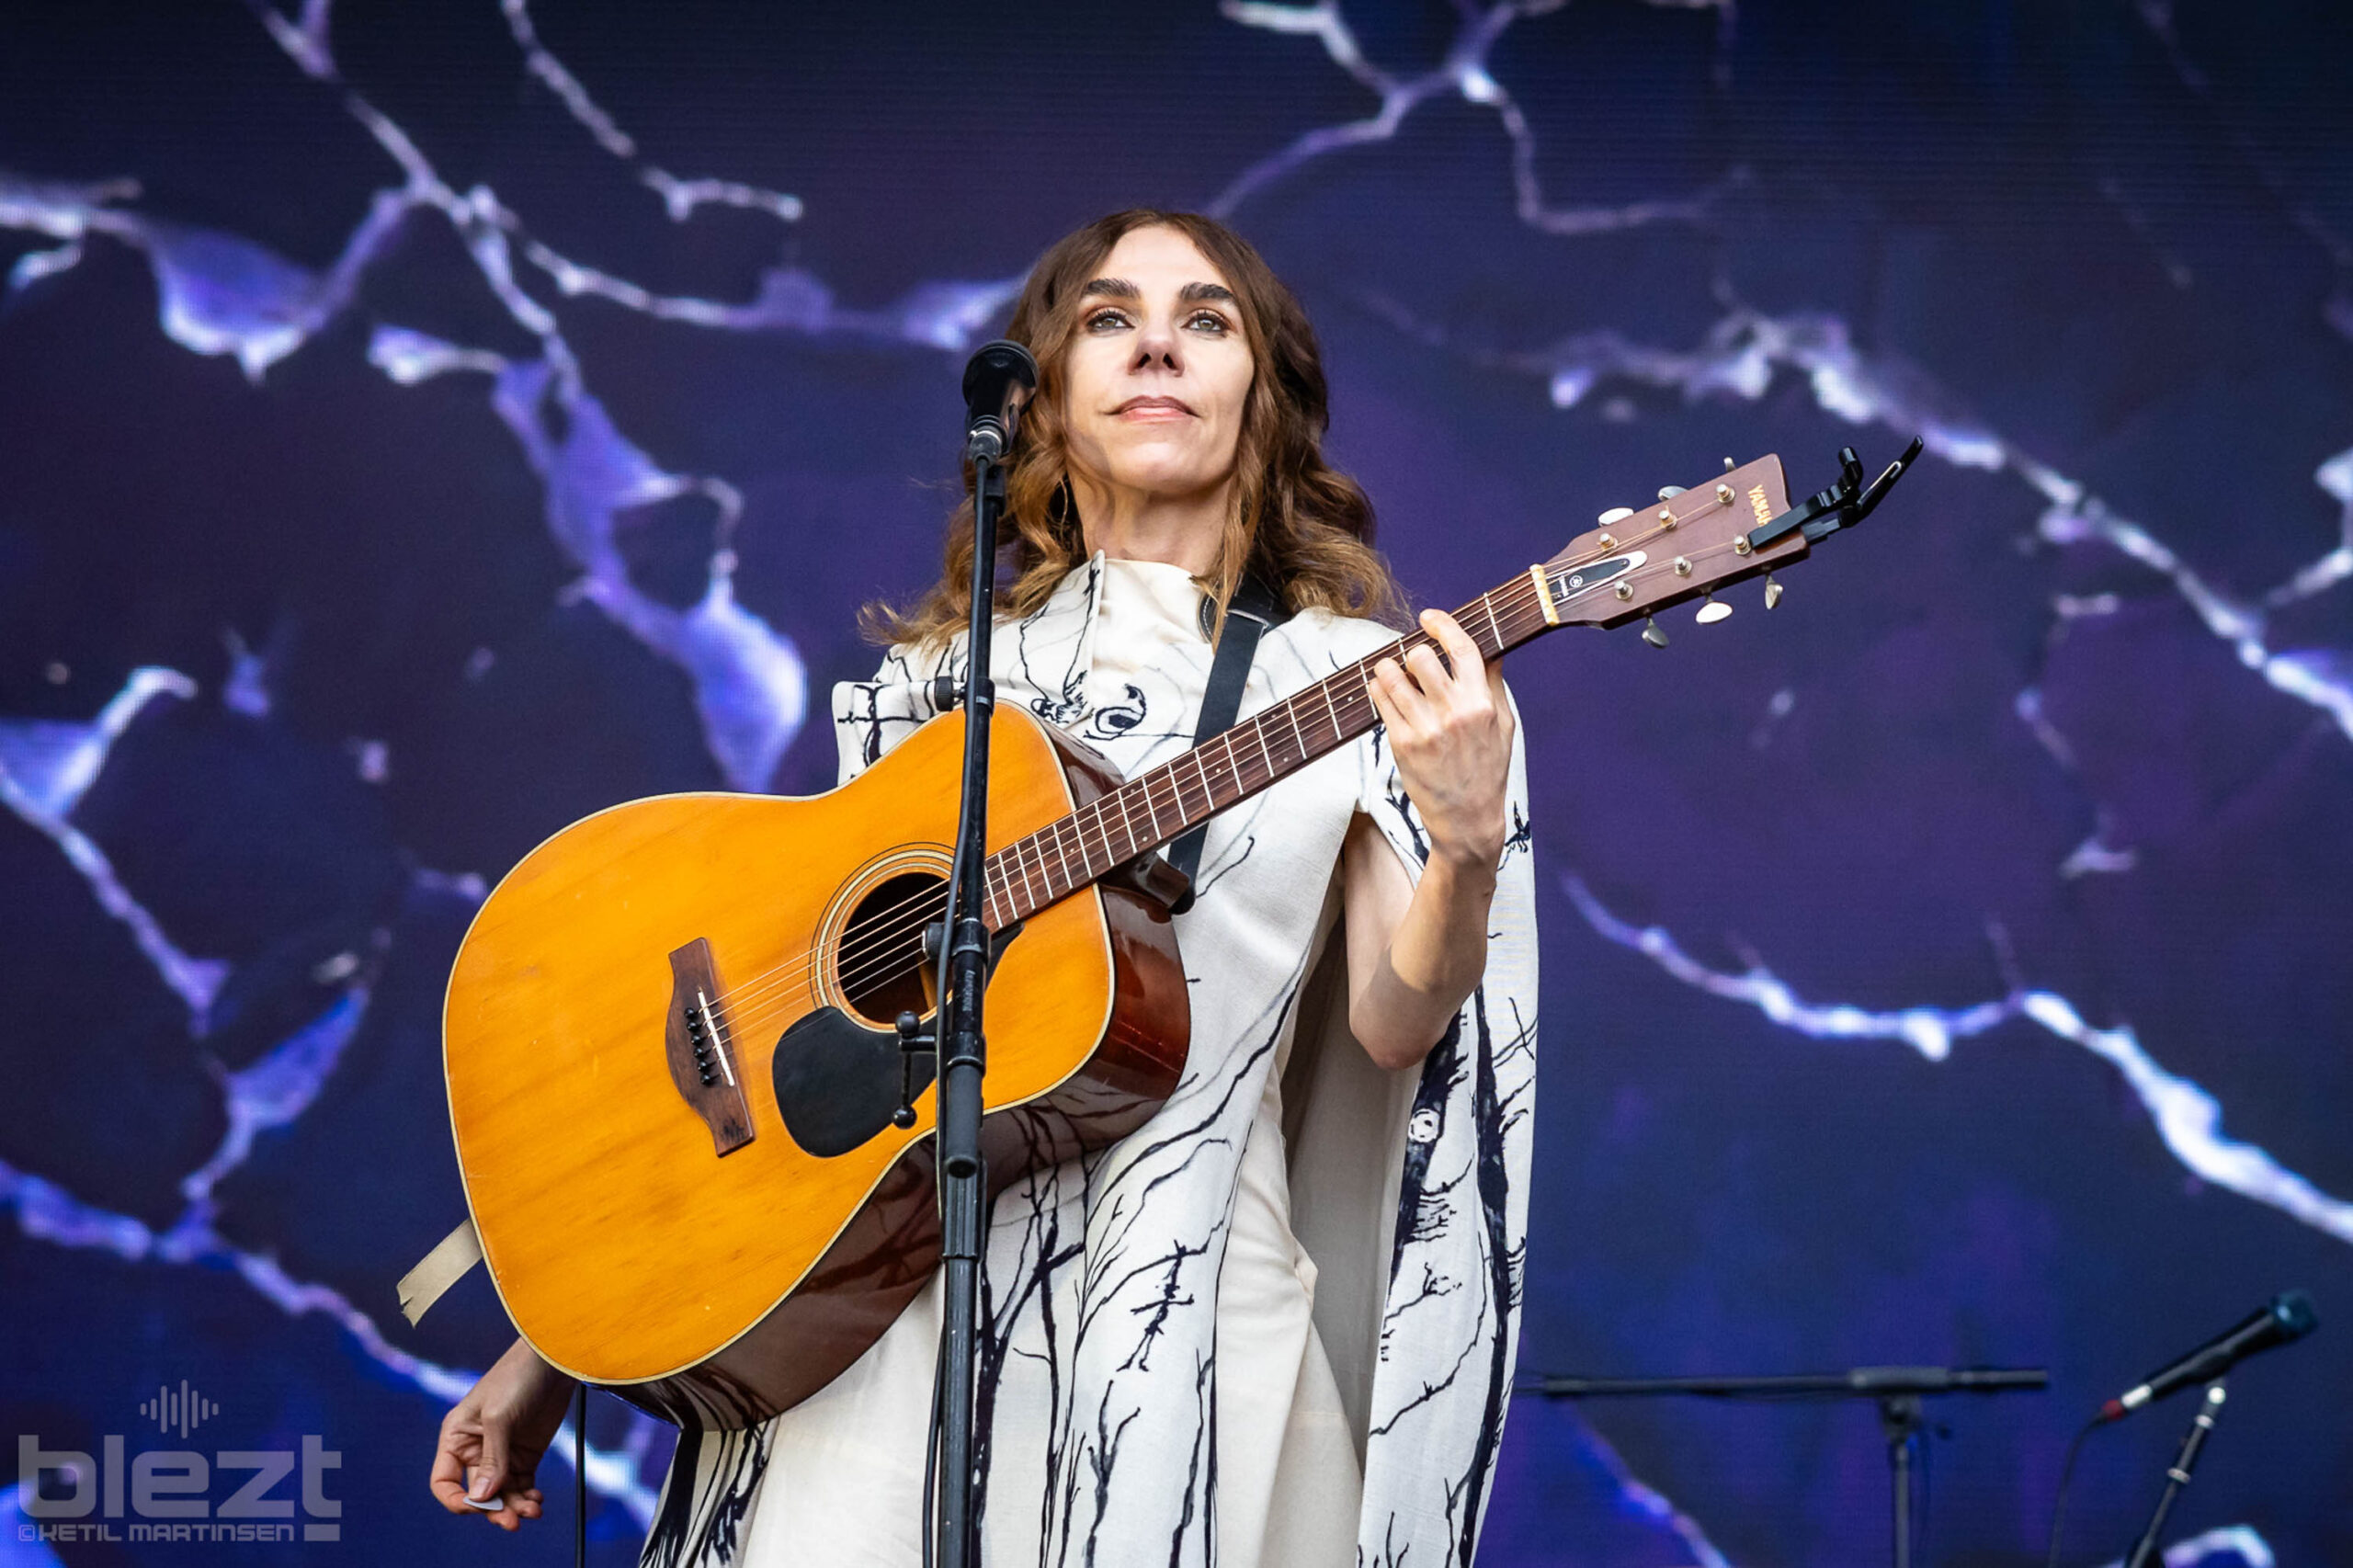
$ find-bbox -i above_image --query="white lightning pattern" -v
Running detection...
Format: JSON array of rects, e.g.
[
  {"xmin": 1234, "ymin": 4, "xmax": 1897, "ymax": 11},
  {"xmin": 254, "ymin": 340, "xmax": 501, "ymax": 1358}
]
[
  {"xmin": 1367, "ymin": 288, "xmax": 2353, "ymax": 754},
  {"xmin": 1213, "ymin": 0, "xmax": 1733, "ymax": 231},
  {"xmin": 1564, "ymin": 871, "xmax": 2353, "ymax": 1246},
  {"xmin": 0, "ymin": 664, "xmax": 671, "ymax": 1523},
  {"xmin": 1571, "ymin": 1414, "xmax": 1734, "ymax": 1568},
  {"xmin": 498, "ymin": 0, "xmax": 803, "ymax": 225},
  {"xmin": 2131, "ymin": 1524, "xmax": 2277, "ymax": 1568},
  {"xmin": 0, "ymin": 667, "xmax": 225, "ymax": 1023}
]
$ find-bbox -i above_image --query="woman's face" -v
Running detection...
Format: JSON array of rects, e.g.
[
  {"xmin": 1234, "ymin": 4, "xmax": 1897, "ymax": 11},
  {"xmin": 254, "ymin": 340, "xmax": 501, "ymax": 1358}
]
[{"xmin": 1059, "ymin": 225, "xmax": 1256, "ymax": 509}]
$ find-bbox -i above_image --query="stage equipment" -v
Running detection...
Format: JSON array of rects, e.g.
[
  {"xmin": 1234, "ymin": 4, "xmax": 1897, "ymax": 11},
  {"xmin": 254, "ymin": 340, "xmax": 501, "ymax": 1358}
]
[
  {"xmin": 2047, "ymin": 1288, "xmax": 2317, "ymax": 1568},
  {"xmin": 1527, "ymin": 1365, "xmax": 2044, "ymax": 1568},
  {"xmin": 2120, "ymin": 1381, "xmax": 2228, "ymax": 1568},
  {"xmin": 921, "ymin": 337, "xmax": 1038, "ymax": 1568},
  {"xmin": 417, "ymin": 441, "xmax": 1921, "ymax": 1447},
  {"xmin": 574, "ymin": 1385, "xmax": 585, "ymax": 1568},
  {"xmin": 2097, "ymin": 1290, "xmax": 2316, "ymax": 1422},
  {"xmin": 961, "ymin": 337, "xmax": 1035, "ymax": 461}
]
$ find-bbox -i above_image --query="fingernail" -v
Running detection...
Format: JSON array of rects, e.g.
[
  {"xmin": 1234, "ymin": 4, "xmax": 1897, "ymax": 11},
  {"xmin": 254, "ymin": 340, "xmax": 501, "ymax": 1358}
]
[{"xmin": 469, "ymin": 1474, "xmax": 491, "ymax": 1499}]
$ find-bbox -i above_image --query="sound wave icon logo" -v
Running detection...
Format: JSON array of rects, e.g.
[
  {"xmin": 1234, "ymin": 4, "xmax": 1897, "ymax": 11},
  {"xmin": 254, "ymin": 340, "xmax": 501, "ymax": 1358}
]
[{"xmin": 138, "ymin": 1380, "xmax": 219, "ymax": 1438}]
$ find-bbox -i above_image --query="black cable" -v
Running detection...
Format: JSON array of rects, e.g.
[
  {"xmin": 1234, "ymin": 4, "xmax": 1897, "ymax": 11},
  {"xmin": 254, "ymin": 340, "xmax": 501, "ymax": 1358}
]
[
  {"xmin": 575, "ymin": 1384, "xmax": 587, "ymax": 1568},
  {"xmin": 920, "ymin": 661, "xmax": 969, "ymax": 1568},
  {"xmin": 2043, "ymin": 1417, "xmax": 2101, "ymax": 1568},
  {"xmin": 922, "ymin": 1329, "xmax": 945, "ymax": 1568}
]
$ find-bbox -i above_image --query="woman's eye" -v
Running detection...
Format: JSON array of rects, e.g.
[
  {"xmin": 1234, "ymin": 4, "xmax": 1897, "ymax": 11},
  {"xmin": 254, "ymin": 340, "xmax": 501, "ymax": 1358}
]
[
  {"xmin": 1188, "ymin": 312, "xmax": 1229, "ymax": 335},
  {"xmin": 1086, "ymin": 309, "xmax": 1131, "ymax": 332}
]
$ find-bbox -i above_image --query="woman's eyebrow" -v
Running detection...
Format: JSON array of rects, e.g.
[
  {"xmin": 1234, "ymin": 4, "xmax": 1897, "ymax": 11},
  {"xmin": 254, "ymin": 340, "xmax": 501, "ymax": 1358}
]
[{"xmin": 1076, "ymin": 278, "xmax": 1236, "ymax": 304}]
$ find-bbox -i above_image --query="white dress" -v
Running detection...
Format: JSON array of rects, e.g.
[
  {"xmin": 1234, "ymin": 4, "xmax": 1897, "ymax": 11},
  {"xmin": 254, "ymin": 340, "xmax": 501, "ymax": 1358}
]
[{"xmin": 640, "ymin": 555, "xmax": 1539, "ymax": 1568}]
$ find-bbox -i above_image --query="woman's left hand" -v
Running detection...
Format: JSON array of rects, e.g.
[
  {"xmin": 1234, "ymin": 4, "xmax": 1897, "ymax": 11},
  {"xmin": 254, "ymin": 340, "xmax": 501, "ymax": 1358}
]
[{"xmin": 1366, "ymin": 608, "xmax": 1516, "ymax": 872}]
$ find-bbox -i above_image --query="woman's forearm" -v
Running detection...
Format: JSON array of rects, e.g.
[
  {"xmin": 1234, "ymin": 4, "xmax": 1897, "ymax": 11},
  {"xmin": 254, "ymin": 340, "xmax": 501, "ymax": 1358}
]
[
  {"xmin": 1351, "ymin": 608, "xmax": 1517, "ymax": 1070},
  {"xmin": 1349, "ymin": 841, "xmax": 1498, "ymax": 1070}
]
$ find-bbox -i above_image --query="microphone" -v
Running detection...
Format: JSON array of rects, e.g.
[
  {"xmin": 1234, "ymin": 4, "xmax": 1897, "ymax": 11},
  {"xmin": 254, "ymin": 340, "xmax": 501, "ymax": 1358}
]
[
  {"xmin": 2098, "ymin": 1290, "xmax": 2317, "ymax": 1422},
  {"xmin": 962, "ymin": 339, "xmax": 1038, "ymax": 461}
]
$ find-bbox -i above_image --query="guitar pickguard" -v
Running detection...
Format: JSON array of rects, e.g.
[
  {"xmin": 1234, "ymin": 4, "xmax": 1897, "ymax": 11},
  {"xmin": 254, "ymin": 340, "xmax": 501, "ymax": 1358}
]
[
  {"xmin": 772, "ymin": 1007, "xmax": 932, "ymax": 1159},
  {"xmin": 773, "ymin": 922, "xmax": 1022, "ymax": 1158}
]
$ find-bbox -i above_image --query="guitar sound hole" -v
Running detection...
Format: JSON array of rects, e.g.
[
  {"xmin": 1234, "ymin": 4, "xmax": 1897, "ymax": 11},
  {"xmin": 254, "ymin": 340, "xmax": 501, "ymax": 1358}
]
[{"xmin": 838, "ymin": 870, "xmax": 945, "ymax": 1027}]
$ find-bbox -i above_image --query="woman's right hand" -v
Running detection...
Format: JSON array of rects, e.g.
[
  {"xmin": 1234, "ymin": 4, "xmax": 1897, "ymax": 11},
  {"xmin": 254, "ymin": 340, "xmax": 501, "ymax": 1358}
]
[{"xmin": 429, "ymin": 1335, "xmax": 579, "ymax": 1531}]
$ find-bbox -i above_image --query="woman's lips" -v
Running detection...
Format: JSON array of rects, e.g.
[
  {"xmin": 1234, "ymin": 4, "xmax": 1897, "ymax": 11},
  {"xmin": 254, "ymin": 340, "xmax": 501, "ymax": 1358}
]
[{"xmin": 1112, "ymin": 396, "xmax": 1194, "ymax": 421}]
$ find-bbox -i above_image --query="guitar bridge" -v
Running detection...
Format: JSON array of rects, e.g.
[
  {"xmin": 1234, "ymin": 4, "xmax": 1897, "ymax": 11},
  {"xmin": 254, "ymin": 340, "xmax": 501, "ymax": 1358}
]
[{"xmin": 665, "ymin": 937, "xmax": 755, "ymax": 1155}]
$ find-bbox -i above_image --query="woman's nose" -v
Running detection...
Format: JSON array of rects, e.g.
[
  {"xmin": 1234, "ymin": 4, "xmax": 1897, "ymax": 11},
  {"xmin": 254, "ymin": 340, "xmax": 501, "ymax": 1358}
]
[{"xmin": 1131, "ymin": 316, "xmax": 1182, "ymax": 373}]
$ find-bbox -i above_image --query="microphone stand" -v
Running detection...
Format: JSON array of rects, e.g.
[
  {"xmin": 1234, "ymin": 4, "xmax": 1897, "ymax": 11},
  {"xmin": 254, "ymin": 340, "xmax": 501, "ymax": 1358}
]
[
  {"xmin": 1526, "ymin": 1367, "xmax": 2047, "ymax": 1568},
  {"xmin": 930, "ymin": 438, "xmax": 1004, "ymax": 1568},
  {"xmin": 2120, "ymin": 1381, "xmax": 2227, "ymax": 1568},
  {"xmin": 890, "ymin": 340, "xmax": 1030, "ymax": 1568}
]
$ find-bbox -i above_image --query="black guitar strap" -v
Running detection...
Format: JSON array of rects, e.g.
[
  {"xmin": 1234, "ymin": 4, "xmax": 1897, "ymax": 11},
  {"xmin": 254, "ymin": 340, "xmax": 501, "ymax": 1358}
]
[{"xmin": 1165, "ymin": 572, "xmax": 1290, "ymax": 908}]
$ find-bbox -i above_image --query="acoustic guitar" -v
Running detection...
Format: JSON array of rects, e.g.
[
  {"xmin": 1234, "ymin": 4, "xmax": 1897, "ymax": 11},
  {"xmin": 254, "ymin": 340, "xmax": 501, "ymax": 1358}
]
[{"xmin": 441, "ymin": 447, "xmax": 1912, "ymax": 1427}]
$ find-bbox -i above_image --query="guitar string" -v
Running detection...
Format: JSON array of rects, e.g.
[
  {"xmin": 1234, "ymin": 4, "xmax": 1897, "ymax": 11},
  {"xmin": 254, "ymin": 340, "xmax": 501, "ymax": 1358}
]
[
  {"xmin": 700, "ymin": 575, "xmax": 1550, "ymax": 1025},
  {"xmin": 800, "ymin": 525, "xmax": 1769, "ymax": 1012},
  {"xmin": 705, "ymin": 569, "xmax": 1740, "ymax": 1050},
  {"xmin": 813, "ymin": 665, "xmax": 1404, "ymax": 1006},
  {"xmin": 705, "ymin": 521, "xmax": 1759, "ymax": 1038},
  {"xmin": 699, "ymin": 667, "xmax": 1379, "ymax": 1027},
  {"xmin": 696, "ymin": 622, "xmax": 1487, "ymax": 1030},
  {"xmin": 703, "ymin": 520, "xmax": 1770, "ymax": 1042},
  {"xmin": 956, "ymin": 491, "xmax": 1775, "ymax": 943},
  {"xmin": 699, "ymin": 510, "xmax": 1762, "ymax": 1033},
  {"xmin": 773, "ymin": 503, "xmax": 1749, "ymax": 1011}
]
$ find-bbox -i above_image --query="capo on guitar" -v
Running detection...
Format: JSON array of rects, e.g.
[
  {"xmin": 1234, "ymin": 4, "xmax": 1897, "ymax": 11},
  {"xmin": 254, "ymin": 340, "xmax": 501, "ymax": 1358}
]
[{"xmin": 1746, "ymin": 436, "xmax": 1925, "ymax": 550}]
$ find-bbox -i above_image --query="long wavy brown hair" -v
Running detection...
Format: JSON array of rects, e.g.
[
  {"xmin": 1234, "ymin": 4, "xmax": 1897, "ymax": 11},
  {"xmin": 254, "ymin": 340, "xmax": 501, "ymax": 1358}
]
[{"xmin": 864, "ymin": 210, "xmax": 1403, "ymax": 648}]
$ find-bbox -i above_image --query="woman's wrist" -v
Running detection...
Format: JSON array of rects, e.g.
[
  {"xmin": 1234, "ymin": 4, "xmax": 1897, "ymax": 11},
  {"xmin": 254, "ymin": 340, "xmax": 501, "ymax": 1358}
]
[
  {"xmin": 1426, "ymin": 830, "xmax": 1503, "ymax": 884},
  {"xmin": 1407, "ymin": 849, "xmax": 1497, "ymax": 962}
]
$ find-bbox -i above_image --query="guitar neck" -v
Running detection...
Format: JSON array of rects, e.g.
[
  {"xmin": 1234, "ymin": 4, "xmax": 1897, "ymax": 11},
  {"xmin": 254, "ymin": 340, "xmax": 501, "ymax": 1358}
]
[{"xmin": 981, "ymin": 564, "xmax": 1560, "ymax": 927}]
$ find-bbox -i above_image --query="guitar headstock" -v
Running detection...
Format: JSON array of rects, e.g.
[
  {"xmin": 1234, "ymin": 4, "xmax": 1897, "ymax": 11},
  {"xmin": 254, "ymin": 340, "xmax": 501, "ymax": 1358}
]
[
  {"xmin": 1536, "ymin": 456, "xmax": 1799, "ymax": 635},
  {"xmin": 1531, "ymin": 440, "xmax": 1921, "ymax": 642}
]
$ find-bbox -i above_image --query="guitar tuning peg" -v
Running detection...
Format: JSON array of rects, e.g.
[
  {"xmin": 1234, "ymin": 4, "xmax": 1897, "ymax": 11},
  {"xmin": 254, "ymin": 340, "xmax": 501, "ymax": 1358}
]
[
  {"xmin": 1597, "ymin": 506, "xmax": 1634, "ymax": 527},
  {"xmin": 1642, "ymin": 616, "xmax": 1669, "ymax": 648},
  {"xmin": 1695, "ymin": 594, "xmax": 1732, "ymax": 624},
  {"xmin": 1764, "ymin": 574, "xmax": 1783, "ymax": 609},
  {"xmin": 1723, "ymin": 457, "xmax": 1736, "ymax": 472},
  {"xmin": 1657, "ymin": 485, "xmax": 1688, "ymax": 500}
]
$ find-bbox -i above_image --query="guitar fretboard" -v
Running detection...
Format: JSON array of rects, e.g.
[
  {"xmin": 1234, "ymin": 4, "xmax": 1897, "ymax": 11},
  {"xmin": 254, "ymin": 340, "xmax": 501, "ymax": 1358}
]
[{"xmin": 980, "ymin": 566, "xmax": 1557, "ymax": 927}]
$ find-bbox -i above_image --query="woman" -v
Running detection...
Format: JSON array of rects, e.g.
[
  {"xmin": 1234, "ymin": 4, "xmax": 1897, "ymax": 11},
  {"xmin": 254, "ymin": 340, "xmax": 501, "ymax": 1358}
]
[{"xmin": 431, "ymin": 210, "xmax": 1539, "ymax": 1568}]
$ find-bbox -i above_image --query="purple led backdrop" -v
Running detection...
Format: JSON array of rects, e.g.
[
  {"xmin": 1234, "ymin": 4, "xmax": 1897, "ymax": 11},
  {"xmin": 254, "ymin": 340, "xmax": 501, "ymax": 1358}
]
[{"xmin": 3, "ymin": 1, "xmax": 2350, "ymax": 1563}]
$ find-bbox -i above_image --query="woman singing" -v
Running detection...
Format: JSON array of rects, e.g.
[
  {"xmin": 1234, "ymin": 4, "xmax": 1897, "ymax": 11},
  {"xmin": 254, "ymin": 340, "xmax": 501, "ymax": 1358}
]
[{"xmin": 431, "ymin": 209, "xmax": 1539, "ymax": 1568}]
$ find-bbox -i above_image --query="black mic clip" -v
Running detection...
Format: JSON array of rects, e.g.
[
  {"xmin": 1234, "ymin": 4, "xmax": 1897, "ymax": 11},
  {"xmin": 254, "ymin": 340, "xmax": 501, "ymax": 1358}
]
[
  {"xmin": 962, "ymin": 339, "xmax": 1039, "ymax": 464},
  {"xmin": 891, "ymin": 1008, "xmax": 936, "ymax": 1131}
]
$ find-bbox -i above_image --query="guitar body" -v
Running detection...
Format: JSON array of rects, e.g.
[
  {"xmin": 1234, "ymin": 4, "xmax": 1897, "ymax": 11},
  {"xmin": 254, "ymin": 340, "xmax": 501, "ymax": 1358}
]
[{"xmin": 443, "ymin": 709, "xmax": 1189, "ymax": 1429}]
